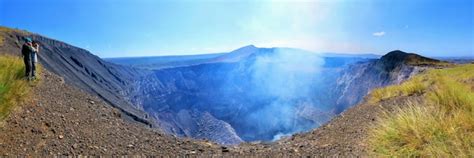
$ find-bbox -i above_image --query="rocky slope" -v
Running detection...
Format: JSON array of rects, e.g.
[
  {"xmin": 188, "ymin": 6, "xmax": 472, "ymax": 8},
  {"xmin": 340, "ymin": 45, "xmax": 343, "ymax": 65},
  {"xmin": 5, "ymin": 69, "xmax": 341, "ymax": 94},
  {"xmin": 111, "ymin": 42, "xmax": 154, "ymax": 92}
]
[
  {"xmin": 0, "ymin": 27, "xmax": 153, "ymax": 127},
  {"xmin": 0, "ymin": 27, "xmax": 248, "ymax": 145},
  {"xmin": 0, "ymin": 70, "xmax": 230, "ymax": 156},
  {"xmin": 333, "ymin": 50, "xmax": 434, "ymax": 113}
]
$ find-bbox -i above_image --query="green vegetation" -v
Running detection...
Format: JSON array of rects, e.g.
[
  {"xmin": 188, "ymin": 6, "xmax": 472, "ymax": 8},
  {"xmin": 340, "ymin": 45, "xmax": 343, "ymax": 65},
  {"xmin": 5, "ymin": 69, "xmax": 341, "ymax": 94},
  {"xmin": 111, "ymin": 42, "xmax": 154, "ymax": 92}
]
[
  {"xmin": 0, "ymin": 55, "xmax": 40, "ymax": 120},
  {"xmin": 368, "ymin": 64, "xmax": 474, "ymax": 157},
  {"xmin": 368, "ymin": 75, "xmax": 427, "ymax": 104}
]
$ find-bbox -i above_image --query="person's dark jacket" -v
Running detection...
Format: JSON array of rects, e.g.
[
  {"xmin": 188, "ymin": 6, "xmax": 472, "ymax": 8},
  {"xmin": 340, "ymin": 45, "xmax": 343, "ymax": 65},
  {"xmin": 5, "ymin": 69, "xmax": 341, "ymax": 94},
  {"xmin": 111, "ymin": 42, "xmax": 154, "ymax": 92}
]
[{"xmin": 21, "ymin": 43, "xmax": 33, "ymax": 57}]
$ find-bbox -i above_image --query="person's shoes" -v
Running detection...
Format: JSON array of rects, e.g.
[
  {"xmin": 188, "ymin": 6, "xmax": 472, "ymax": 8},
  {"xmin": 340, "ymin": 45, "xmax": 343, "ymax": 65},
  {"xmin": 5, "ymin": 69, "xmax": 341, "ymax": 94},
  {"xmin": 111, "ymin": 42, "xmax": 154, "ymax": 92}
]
[{"xmin": 31, "ymin": 76, "xmax": 37, "ymax": 80}]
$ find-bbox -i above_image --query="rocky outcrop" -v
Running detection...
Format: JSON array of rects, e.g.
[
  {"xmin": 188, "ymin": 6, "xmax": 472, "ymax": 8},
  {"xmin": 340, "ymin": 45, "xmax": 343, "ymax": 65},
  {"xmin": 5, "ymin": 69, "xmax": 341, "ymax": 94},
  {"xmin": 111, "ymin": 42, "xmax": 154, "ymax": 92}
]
[{"xmin": 333, "ymin": 51, "xmax": 432, "ymax": 113}]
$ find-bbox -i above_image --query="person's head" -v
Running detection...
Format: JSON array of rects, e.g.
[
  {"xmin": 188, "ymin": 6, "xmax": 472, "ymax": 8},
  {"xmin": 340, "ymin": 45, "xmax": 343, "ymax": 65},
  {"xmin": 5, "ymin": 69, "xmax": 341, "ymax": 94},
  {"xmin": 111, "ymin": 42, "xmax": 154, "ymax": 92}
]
[
  {"xmin": 24, "ymin": 37, "xmax": 32, "ymax": 44},
  {"xmin": 32, "ymin": 41, "xmax": 38, "ymax": 46}
]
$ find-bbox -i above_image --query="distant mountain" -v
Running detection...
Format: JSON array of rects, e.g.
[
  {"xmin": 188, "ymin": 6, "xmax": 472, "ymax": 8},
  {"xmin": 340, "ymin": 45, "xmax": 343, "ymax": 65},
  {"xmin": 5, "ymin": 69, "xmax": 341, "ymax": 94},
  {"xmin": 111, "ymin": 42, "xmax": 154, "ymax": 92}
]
[
  {"xmin": 320, "ymin": 52, "xmax": 380, "ymax": 58},
  {"xmin": 105, "ymin": 53, "xmax": 225, "ymax": 70},
  {"xmin": 379, "ymin": 50, "xmax": 446, "ymax": 69},
  {"xmin": 106, "ymin": 45, "xmax": 379, "ymax": 70},
  {"xmin": 433, "ymin": 57, "xmax": 474, "ymax": 64}
]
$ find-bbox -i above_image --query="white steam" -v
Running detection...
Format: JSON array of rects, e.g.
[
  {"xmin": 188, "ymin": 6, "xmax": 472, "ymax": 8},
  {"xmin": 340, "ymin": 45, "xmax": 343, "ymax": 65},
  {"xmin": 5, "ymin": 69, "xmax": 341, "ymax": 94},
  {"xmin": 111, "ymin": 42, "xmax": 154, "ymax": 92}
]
[{"xmin": 246, "ymin": 48, "xmax": 325, "ymax": 140}]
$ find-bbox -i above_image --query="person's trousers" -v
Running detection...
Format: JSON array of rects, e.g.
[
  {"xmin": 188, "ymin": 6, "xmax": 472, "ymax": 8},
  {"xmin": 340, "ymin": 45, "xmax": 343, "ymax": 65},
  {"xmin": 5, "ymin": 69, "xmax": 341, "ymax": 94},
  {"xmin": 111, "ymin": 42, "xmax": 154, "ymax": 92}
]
[
  {"xmin": 23, "ymin": 55, "xmax": 31, "ymax": 77},
  {"xmin": 23, "ymin": 53, "xmax": 36, "ymax": 77}
]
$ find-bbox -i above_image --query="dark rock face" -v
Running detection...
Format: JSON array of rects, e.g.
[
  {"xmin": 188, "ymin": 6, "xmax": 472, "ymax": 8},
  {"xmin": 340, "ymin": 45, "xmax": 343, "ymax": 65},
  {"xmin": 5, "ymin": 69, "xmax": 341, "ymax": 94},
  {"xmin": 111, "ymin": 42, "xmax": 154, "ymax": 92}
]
[{"xmin": 333, "ymin": 59, "xmax": 427, "ymax": 113}]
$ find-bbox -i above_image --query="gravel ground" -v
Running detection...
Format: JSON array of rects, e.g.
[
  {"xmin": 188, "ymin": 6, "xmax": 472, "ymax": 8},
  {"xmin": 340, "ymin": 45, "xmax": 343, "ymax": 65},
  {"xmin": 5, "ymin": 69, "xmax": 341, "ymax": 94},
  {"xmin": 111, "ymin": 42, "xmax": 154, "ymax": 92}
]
[{"xmin": 0, "ymin": 70, "xmax": 227, "ymax": 156}]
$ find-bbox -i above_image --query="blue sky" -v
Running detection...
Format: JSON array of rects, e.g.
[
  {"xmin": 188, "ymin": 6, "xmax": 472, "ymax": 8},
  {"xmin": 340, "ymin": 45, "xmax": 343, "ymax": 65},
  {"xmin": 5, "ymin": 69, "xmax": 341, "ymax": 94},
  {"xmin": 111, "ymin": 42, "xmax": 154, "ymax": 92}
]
[{"xmin": 1, "ymin": 0, "xmax": 473, "ymax": 57}]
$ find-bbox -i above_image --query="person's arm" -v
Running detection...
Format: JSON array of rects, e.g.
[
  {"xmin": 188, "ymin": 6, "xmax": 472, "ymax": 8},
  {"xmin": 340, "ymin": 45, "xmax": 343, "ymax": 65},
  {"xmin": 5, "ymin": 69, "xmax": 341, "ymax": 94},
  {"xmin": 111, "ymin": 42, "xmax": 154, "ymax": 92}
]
[
  {"xmin": 34, "ymin": 44, "xmax": 40, "ymax": 53},
  {"xmin": 30, "ymin": 45, "xmax": 38, "ymax": 52},
  {"xmin": 26, "ymin": 43, "xmax": 34, "ymax": 51}
]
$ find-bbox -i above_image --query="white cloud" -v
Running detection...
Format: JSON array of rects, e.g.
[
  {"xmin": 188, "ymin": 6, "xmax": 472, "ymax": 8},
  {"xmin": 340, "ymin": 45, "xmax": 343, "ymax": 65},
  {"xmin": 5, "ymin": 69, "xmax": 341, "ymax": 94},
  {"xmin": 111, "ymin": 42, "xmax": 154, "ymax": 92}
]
[{"xmin": 372, "ymin": 31, "xmax": 386, "ymax": 37}]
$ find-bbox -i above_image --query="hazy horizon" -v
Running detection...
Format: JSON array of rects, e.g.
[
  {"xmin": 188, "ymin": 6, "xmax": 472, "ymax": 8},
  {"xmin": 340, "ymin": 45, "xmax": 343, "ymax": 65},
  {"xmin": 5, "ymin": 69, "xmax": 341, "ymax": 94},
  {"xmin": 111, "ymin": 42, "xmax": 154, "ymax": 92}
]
[
  {"xmin": 1, "ymin": 0, "xmax": 473, "ymax": 58},
  {"xmin": 103, "ymin": 45, "xmax": 472, "ymax": 59}
]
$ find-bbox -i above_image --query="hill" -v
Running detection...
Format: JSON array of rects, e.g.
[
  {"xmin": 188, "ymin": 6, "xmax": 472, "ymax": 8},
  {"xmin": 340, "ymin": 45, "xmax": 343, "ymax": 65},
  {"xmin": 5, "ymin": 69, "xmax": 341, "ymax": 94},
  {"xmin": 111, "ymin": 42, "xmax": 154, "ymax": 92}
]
[{"xmin": 379, "ymin": 50, "xmax": 450, "ymax": 70}]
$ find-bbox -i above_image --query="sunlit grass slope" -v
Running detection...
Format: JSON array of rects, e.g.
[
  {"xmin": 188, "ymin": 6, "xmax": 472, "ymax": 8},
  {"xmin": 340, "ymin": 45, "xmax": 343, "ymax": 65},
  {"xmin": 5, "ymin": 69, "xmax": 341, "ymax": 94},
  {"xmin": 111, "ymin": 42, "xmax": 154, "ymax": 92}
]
[
  {"xmin": 0, "ymin": 55, "xmax": 40, "ymax": 120},
  {"xmin": 368, "ymin": 64, "xmax": 474, "ymax": 157}
]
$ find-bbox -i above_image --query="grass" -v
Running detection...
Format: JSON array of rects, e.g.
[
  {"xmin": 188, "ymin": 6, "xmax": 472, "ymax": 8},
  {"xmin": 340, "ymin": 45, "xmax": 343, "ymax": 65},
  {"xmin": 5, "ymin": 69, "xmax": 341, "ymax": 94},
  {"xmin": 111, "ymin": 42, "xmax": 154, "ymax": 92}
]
[
  {"xmin": 368, "ymin": 75, "xmax": 428, "ymax": 104},
  {"xmin": 368, "ymin": 64, "xmax": 474, "ymax": 157},
  {"xmin": 0, "ymin": 55, "xmax": 41, "ymax": 121},
  {"xmin": 0, "ymin": 31, "xmax": 5, "ymax": 47}
]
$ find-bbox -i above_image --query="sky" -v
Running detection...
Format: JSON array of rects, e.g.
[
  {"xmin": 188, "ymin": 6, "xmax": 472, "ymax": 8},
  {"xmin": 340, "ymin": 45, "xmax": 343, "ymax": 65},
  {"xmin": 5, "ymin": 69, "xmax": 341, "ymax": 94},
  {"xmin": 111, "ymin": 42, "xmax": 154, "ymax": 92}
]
[{"xmin": 0, "ymin": 0, "xmax": 473, "ymax": 57}]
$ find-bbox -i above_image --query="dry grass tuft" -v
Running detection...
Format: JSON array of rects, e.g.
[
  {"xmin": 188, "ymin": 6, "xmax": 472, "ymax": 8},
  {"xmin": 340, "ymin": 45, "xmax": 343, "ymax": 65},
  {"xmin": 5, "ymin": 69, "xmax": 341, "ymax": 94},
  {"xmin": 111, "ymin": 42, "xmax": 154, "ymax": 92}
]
[
  {"xmin": 368, "ymin": 64, "xmax": 474, "ymax": 157},
  {"xmin": 0, "ymin": 55, "xmax": 41, "ymax": 120}
]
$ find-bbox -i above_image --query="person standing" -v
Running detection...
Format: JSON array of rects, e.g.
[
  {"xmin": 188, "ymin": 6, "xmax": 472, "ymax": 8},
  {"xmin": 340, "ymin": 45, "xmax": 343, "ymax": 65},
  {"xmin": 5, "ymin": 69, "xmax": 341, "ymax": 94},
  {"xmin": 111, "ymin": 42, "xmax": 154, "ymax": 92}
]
[{"xmin": 21, "ymin": 37, "xmax": 35, "ymax": 80}]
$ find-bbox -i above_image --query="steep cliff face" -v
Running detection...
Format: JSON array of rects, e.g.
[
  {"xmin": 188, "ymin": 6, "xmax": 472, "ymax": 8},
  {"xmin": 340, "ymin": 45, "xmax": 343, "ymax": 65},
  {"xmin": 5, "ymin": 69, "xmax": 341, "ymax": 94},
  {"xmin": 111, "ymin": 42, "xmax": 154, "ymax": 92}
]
[
  {"xmin": 127, "ymin": 48, "xmax": 437, "ymax": 144},
  {"xmin": 173, "ymin": 109, "xmax": 244, "ymax": 145},
  {"xmin": 127, "ymin": 47, "xmax": 380, "ymax": 143},
  {"xmin": 333, "ymin": 52, "xmax": 431, "ymax": 113},
  {"xmin": 0, "ymin": 27, "xmax": 153, "ymax": 126}
]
